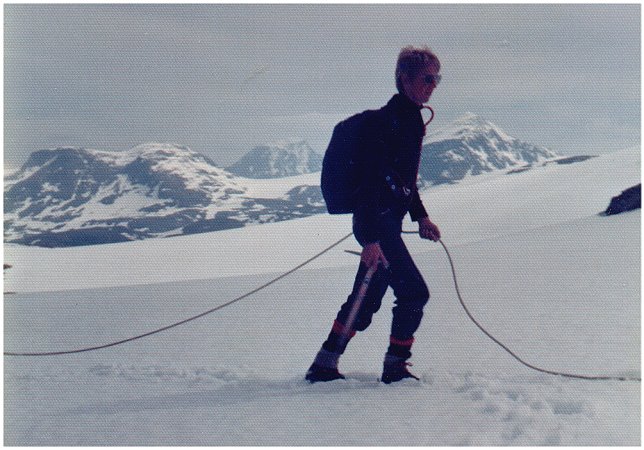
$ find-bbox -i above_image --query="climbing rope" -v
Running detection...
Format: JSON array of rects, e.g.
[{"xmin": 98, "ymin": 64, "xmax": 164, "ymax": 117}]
[
  {"xmin": 5, "ymin": 230, "xmax": 641, "ymax": 383},
  {"xmin": 4, "ymin": 232, "xmax": 355, "ymax": 357},
  {"xmin": 436, "ymin": 237, "xmax": 641, "ymax": 382}
]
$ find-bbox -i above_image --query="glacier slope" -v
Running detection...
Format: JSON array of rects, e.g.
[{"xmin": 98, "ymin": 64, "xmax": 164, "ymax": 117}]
[{"xmin": 3, "ymin": 147, "xmax": 640, "ymax": 445}]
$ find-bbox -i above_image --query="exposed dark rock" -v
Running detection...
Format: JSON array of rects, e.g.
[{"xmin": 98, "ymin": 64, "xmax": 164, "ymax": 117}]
[{"xmin": 604, "ymin": 184, "xmax": 641, "ymax": 216}]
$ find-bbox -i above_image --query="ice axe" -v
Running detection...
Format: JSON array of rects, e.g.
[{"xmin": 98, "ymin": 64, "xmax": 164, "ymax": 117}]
[{"xmin": 337, "ymin": 261, "xmax": 380, "ymax": 348}]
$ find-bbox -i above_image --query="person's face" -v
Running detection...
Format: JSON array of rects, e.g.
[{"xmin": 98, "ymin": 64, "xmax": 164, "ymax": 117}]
[{"xmin": 402, "ymin": 64, "xmax": 441, "ymax": 105}]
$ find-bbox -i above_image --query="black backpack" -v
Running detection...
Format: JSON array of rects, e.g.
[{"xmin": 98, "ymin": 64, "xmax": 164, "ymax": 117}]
[{"xmin": 321, "ymin": 109, "xmax": 387, "ymax": 214}]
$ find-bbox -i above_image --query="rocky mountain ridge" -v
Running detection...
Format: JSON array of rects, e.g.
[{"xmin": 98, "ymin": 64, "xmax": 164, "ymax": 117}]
[{"xmin": 5, "ymin": 114, "xmax": 572, "ymax": 247}]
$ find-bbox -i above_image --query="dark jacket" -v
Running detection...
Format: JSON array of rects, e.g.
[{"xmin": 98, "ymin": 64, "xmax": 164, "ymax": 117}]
[{"xmin": 354, "ymin": 93, "xmax": 429, "ymax": 243}]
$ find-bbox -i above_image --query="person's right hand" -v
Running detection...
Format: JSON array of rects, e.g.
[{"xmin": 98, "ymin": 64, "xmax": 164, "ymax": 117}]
[{"xmin": 361, "ymin": 242, "xmax": 389, "ymax": 269}]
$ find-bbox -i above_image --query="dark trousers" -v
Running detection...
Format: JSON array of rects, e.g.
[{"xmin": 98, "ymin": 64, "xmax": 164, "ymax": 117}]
[{"xmin": 323, "ymin": 211, "xmax": 430, "ymax": 359}]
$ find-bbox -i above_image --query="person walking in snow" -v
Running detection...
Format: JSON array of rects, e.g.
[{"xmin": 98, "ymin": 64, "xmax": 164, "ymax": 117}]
[{"xmin": 306, "ymin": 46, "xmax": 442, "ymax": 384}]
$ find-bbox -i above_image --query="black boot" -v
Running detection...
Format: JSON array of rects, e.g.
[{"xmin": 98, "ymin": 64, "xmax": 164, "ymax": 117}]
[
  {"xmin": 305, "ymin": 348, "xmax": 345, "ymax": 383},
  {"xmin": 305, "ymin": 363, "xmax": 345, "ymax": 383},
  {"xmin": 381, "ymin": 353, "xmax": 420, "ymax": 384}
]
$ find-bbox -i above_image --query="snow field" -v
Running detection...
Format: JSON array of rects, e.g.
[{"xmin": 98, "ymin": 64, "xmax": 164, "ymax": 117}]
[{"xmin": 4, "ymin": 147, "xmax": 640, "ymax": 445}]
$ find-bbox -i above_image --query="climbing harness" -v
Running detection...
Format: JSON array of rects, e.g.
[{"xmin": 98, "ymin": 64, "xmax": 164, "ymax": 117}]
[{"xmin": 4, "ymin": 230, "xmax": 641, "ymax": 383}]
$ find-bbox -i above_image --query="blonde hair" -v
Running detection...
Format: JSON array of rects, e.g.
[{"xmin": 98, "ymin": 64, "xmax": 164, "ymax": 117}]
[{"xmin": 395, "ymin": 45, "xmax": 441, "ymax": 94}]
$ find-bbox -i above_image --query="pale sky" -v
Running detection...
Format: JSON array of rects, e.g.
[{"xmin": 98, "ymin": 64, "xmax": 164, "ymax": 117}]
[{"xmin": 4, "ymin": 4, "xmax": 641, "ymax": 170}]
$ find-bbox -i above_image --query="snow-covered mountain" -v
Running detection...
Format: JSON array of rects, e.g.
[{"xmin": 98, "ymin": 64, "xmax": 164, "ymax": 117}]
[
  {"xmin": 227, "ymin": 140, "xmax": 323, "ymax": 178},
  {"xmin": 4, "ymin": 143, "xmax": 325, "ymax": 247},
  {"xmin": 4, "ymin": 115, "xmax": 575, "ymax": 248},
  {"xmin": 419, "ymin": 113, "xmax": 559, "ymax": 185}
]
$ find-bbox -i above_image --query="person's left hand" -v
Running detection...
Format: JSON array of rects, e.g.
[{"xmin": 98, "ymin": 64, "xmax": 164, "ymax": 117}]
[{"xmin": 418, "ymin": 217, "xmax": 441, "ymax": 241}]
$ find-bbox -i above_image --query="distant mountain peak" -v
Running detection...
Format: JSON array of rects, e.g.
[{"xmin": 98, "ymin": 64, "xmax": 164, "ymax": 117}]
[
  {"xmin": 419, "ymin": 113, "xmax": 559, "ymax": 185},
  {"xmin": 427, "ymin": 113, "xmax": 513, "ymax": 143},
  {"xmin": 227, "ymin": 140, "xmax": 323, "ymax": 178},
  {"xmin": 456, "ymin": 111, "xmax": 484, "ymax": 122},
  {"xmin": 131, "ymin": 142, "xmax": 189, "ymax": 151},
  {"xmin": 127, "ymin": 142, "xmax": 193, "ymax": 158}
]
